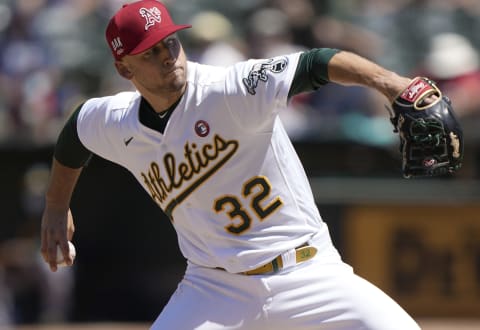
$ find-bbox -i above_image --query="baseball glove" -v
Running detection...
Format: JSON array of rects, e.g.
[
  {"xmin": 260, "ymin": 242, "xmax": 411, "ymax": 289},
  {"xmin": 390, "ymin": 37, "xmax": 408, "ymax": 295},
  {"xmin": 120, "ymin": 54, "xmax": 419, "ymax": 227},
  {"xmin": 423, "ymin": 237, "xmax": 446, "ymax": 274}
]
[{"xmin": 388, "ymin": 77, "xmax": 464, "ymax": 178}]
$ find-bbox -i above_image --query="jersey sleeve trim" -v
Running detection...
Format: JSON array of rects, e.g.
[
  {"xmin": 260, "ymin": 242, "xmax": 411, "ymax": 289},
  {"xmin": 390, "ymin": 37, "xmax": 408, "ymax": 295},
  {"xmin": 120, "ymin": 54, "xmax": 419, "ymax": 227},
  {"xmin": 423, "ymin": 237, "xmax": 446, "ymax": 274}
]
[
  {"xmin": 288, "ymin": 48, "xmax": 340, "ymax": 98},
  {"xmin": 54, "ymin": 103, "xmax": 93, "ymax": 168}
]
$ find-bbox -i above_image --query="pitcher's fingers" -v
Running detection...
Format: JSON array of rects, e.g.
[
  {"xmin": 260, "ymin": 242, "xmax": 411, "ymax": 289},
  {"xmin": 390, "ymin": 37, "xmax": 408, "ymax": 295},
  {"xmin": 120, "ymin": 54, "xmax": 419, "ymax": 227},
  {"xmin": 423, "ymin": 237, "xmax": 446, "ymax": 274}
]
[
  {"xmin": 59, "ymin": 240, "xmax": 73, "ymax": 266},
  {"xmin": 46, "ymin": 240, "xmax": 59, "ymax": 272},
  {"xmin": 67, "ymin": 210, "xmax": 75, "ymax": 240},
  {"xmin": 67, "ymin": 226, "xmax": 75, "ymax": 241},
  {"xmin": 40, "ymin": 228, "xmax": 49, "ymax": 262},
  {"xmin": 40, "ymin": 227, "xmax": 58, "ymax": 271}
]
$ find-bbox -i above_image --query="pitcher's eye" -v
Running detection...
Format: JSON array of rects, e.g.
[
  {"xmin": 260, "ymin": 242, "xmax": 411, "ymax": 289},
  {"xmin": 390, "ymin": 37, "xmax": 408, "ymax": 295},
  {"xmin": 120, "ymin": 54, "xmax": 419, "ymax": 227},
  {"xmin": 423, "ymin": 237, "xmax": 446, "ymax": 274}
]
[
  {"xmin": 143, "ymin": 47, "xmax": 162, "ymax": 61},
  {"xmin": 142, "ymin": 49, "xmax": 153, "ymax": 59}
]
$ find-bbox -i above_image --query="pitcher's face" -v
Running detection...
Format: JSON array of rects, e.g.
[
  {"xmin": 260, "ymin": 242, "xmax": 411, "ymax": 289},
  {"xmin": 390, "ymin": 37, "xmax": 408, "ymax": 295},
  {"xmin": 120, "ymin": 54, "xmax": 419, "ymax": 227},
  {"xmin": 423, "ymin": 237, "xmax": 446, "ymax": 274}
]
[{"xmin": 116, "ymin": 34, "xmax": 187, "ymax": 95}]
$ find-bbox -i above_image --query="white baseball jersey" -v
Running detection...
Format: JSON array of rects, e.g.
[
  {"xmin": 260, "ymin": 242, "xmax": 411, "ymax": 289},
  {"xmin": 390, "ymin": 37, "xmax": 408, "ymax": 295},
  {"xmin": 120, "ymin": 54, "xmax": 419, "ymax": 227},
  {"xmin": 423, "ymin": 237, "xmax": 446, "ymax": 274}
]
[{"xmin": 77, "ymin": 53, "xmax": 326, "ymax": 273}]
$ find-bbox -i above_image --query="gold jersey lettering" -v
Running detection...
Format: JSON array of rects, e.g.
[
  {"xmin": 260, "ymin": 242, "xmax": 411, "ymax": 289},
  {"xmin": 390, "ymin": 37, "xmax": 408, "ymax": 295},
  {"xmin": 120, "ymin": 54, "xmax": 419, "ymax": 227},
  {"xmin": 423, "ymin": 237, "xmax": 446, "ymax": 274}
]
[{"xmin": 140, "ymin": 134, "xmax": 239, "ymax": 218}]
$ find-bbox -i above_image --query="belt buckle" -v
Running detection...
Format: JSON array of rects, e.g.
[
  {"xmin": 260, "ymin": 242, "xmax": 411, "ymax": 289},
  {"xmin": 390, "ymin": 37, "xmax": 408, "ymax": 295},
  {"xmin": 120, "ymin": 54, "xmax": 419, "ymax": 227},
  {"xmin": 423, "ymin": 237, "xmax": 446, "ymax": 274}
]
[
  {"xmin": 243, "ymin": 244, "xmax": 317, "ymax": 276},
  {"xmin": 295, "ymin": 245, "xmax": 317, "ymax": 263}
]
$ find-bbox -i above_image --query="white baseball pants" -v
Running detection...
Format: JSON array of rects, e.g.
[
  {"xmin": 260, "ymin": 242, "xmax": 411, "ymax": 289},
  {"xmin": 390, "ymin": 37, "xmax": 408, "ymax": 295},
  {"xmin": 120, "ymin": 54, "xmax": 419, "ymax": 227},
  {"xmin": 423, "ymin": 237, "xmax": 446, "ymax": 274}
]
[{"xmin": 151, "ymin": 230, "xmax": 420, "ymax": 330}]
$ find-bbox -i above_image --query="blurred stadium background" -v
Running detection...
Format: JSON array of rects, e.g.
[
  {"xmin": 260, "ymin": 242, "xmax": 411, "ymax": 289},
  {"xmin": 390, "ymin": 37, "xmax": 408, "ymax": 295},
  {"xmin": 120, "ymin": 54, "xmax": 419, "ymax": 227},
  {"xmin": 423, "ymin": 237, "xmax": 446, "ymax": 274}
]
[{"xmin": 0, "ymin": 0, "xmax": 479, "ymax": 329}]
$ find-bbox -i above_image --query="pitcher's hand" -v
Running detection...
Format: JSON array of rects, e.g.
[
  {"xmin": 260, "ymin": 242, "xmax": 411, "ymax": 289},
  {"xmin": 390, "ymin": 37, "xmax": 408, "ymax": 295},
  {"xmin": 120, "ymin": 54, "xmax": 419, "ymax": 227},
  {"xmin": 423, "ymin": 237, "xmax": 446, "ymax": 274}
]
[{"xmin": 40, "ymin": 208, "xmax": 75, "ymax": 271}]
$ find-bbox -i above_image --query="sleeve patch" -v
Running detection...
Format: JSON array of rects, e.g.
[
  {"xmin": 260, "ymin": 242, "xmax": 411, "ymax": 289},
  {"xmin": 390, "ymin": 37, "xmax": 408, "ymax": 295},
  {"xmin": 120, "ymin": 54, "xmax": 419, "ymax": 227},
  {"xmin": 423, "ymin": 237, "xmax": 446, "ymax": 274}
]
[{"xmin": 242, "ymin": 57, "xmax": 288, "ymax": 95}]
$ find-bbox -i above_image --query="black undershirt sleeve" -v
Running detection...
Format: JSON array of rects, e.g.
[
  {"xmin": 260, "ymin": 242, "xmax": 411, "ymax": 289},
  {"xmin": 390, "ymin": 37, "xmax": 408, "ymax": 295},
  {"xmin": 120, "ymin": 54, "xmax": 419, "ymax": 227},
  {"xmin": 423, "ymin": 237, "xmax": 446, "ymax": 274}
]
[
  {"xmin": 288, "ymin": 48, "xmax": 340, "ymax": 98},
  {"xmin": 54, "ymin": 103, "xmax": 93, "ymax": 168}
]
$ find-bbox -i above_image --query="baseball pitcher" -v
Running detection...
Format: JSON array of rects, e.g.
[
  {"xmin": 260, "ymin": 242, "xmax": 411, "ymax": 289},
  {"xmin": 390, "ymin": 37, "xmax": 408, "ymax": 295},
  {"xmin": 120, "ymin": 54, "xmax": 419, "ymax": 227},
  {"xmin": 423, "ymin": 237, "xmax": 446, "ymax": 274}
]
[{"xmin": 40, "ymin": 1, "xmax": 463, "ymax": 329}]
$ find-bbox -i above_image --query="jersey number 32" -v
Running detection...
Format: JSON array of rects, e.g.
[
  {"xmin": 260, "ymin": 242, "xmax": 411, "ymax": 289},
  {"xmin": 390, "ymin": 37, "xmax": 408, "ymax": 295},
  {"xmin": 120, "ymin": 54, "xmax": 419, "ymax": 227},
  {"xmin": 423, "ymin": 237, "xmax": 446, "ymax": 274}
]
[{"xmin": 214, "ymin": 176, "xmax": 283, "ymax": 235}]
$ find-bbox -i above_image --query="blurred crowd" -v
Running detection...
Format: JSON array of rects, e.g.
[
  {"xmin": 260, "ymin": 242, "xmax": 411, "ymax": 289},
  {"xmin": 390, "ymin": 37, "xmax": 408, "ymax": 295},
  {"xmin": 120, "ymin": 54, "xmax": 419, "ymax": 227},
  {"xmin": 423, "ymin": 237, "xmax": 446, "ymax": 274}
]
[
  {"xmin": 1, "ymin": 0, "xmax": 480, "ymax": 326},
  {"xmin": 0, "ymin": 0, "xmax": 480, "ymax": 147}
]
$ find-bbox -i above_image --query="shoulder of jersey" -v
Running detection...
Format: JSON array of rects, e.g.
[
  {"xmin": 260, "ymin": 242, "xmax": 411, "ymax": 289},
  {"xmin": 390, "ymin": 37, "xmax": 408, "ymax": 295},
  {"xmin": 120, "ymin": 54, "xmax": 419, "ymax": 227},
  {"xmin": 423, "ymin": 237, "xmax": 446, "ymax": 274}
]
[
  {"xmin": 187, "ymin": 61, "xmax": 229, "ymax": 86},
  {"xmin": 82, "ymin": 91, "xmax": 140, "ymax": 118}
]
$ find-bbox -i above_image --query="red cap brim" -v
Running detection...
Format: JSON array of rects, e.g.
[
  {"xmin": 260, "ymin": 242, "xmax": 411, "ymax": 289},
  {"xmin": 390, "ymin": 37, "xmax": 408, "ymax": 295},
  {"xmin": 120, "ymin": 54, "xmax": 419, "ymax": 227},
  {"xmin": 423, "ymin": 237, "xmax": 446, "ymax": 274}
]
[{"xmin": 129, "ymin": 24, "xmax": 191, "ymax": 56}]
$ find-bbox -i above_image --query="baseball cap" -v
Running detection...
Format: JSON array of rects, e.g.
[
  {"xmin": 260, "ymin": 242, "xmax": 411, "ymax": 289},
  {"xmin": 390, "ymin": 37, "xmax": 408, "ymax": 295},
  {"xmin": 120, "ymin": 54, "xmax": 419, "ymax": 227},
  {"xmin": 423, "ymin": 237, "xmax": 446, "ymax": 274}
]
[{"xmin": 106, "ymin": 0, "xmax": 191, "ymax": 60}]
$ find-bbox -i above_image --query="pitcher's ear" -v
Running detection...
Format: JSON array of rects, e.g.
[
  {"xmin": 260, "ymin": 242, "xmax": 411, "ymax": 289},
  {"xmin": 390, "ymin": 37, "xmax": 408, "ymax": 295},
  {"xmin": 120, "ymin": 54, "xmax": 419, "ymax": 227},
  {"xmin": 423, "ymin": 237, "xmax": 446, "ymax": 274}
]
[{"xmin": 115, "ymin": 61, "xmax": 133, "ymax": 80}]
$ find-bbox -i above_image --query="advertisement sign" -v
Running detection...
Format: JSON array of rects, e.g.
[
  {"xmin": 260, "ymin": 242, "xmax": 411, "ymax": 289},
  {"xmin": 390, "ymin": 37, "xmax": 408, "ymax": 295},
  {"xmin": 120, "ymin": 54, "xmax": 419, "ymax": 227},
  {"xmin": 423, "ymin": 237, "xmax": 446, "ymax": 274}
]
[{"xmin": 344, "ymin": 204, "xmax": 480, "ymax": 316}]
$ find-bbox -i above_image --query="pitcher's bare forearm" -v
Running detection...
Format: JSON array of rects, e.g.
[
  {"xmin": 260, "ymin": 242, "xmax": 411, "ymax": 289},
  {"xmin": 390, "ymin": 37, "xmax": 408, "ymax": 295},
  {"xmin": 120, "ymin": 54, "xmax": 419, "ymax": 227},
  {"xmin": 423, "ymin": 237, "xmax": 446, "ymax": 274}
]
[
  {"xmin": 45, "ymin": 159, "xmax": 83, "ymax": 210},
  {"xmin": 41, "ymin": 159, "xmax": 83, "ymax": 271},
  {"xmin": 327, "ymin": 51, "xmax": 411, "ymax": 103}
]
